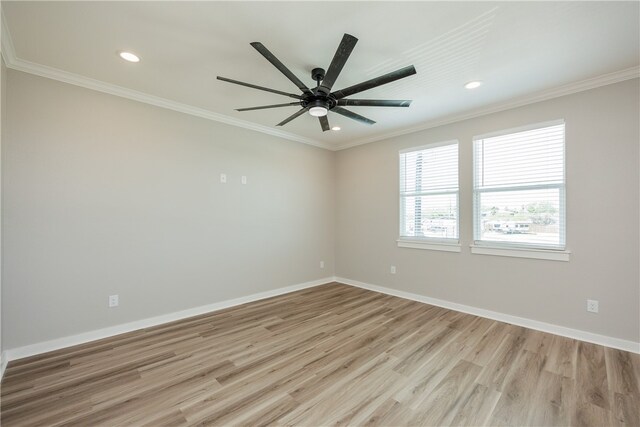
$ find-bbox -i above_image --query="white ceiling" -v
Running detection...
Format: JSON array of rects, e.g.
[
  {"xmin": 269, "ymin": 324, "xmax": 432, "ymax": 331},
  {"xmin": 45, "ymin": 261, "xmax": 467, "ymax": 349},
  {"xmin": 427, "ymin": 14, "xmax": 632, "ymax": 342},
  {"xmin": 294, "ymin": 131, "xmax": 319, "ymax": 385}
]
[{"xmin": 2, "ymin": 1, "xmax": 639, "ymax": 149}]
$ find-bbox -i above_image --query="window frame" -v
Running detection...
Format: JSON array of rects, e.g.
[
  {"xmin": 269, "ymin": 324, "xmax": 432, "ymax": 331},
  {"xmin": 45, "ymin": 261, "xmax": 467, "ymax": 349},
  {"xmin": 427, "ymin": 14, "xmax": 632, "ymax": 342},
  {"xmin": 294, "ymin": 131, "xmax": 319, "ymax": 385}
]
[
  {"xmin": 472, "ymin": 119, "xmax": 567, "ymax": 253},
  {"xmin": 398, "ymin": 140, "xmax": 460, "ymax": 251}
]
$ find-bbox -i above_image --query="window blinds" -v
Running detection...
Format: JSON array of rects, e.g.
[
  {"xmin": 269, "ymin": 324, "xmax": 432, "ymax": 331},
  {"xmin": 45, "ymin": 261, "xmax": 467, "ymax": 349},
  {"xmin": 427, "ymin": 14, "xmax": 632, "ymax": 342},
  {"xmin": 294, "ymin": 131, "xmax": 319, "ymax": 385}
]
[
  {"xmin": 400, "ymin": 142, "xmax": 459, "ymax": 240},
  {"xmin": 473, "ymin": 121, "xmax": 565, "ymax": 249}
]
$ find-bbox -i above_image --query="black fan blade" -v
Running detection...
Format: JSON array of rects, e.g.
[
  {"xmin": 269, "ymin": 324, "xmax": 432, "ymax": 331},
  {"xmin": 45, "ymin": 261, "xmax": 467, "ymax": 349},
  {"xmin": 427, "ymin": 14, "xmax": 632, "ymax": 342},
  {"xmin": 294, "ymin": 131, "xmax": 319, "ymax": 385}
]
[
  {"xmin": 236, "ymin": 102, "xmax": 301, "ymax": 112},
  {"xmin": 217, "ymin": 76, "xmax": 302, "ymax": 99},
  {"xmin": 331, "ymin": 65, "xmax": 417, "ymax": 99},
  {"xmin": 319, "ymin": 34, "xmax": 358, "ymax": 93},
  {"xmin": 337, "ymin": 99, "xmax": 412, "ymax": 107},
  {"xmin": 277, "ymin": 107, "xmax": 309, "ymax": 127},
  {"xmin": 250, "ymin": 42, "xmax": 313, "ymax": 95},
  {"xmin": 319, "ymin": 115, "xmax": 330, "ymax": 132},
  {"xmin": 332, "ymin": 107, "xmax": 376, "ymax": 125}
]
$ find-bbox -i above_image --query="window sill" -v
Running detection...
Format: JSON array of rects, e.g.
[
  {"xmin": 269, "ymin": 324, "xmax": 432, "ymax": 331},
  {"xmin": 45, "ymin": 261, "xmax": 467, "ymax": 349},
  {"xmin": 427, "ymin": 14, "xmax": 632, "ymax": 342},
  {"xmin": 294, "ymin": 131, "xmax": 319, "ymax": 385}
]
[
  {"xmin": 397, "ymin": 240, "xmax": 461, "ymax": 253},
  {"xmin": 470, "ymin": 244, "xmax": 570, "ymax": 261}
]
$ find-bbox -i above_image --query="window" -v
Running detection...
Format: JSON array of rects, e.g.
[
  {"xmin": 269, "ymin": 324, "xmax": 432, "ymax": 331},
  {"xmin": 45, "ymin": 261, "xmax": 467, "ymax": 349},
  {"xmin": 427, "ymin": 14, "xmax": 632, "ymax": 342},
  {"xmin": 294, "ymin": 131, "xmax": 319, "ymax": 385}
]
[
  {"xmin": 399, "ymin": 141, "xmax": 459, "ymax": 248},
  {"xmin": 473, "ymin": 121, "xmax": 565, "ymax": 251}
]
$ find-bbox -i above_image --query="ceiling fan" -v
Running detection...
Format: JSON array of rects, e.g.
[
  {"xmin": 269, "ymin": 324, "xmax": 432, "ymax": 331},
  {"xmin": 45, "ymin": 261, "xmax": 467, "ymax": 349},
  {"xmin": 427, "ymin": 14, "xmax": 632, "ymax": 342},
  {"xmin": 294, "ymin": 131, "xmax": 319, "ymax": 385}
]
[{"xmin": 217, "ymin": 34, "xmax": 417, "ymax": 132}]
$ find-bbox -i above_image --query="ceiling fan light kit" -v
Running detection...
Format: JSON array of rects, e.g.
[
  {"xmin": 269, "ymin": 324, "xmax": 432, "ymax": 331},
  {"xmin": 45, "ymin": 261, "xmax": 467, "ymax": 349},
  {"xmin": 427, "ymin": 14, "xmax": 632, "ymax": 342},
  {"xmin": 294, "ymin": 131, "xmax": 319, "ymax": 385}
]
[
  {"xmin": 217, "ymin": 33, "xmax": 417, "ymax": 132},
  {"xmin": 309, "ymin": 106, "xmax": 328, "ymax": 117}
]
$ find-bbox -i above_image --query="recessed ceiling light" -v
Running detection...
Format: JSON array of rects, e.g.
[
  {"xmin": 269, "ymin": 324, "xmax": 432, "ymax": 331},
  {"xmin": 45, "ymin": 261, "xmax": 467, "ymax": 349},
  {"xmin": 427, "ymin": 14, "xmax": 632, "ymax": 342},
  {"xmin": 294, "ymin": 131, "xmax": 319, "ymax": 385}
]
[
  {"xmin": 464, "ymin": 81, "xmax": 482, "ymax": 89},
  {"xmin": 119, "ymin": 51, "xmax": 140, "ymax": 63},
  {"xmin": 331, "ymin": 126, "xmax": 341, "ymax": 131}
]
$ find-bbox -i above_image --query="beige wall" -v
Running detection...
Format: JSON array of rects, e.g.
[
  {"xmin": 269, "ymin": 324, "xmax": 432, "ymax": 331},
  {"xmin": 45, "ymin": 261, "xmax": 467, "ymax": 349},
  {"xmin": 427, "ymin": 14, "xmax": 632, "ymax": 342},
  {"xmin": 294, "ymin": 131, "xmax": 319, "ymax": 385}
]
[
  {"xmin": 1, "ymin": 58, "xmax": 5, "ymax": 359},
  {"xmin": 2, "ymin": 68, "xmax": 638, "ymax": 352},
  {"xmin": 336, "ymin": 79, "xmax": 640, "ymax": 343},
  {"xmin": 2, "ymin": 70, "xmax": 335, "ymax": 349}
]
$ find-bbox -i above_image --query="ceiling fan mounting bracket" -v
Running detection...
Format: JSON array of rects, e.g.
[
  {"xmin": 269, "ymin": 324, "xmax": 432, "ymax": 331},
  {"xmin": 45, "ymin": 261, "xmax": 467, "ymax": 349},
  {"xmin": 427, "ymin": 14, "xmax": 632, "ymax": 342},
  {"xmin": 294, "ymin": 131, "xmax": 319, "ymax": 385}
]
[{"xmin": 311, "ymin": 67, "xmax": 326, "ymax": 83}]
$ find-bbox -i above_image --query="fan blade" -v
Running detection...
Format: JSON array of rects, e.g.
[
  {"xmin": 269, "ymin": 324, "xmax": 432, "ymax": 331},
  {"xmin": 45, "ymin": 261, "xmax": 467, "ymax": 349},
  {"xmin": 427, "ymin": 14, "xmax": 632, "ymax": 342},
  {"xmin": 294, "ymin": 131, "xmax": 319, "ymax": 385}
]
[
  {"xmin": 250, "ymin": 42, "xmax": 313, "ymax": 95},
  {"xmin": 319, "ymin": 115, "xmax": 330, "ymax": 132},
  {"xmin": 236, "ymin": 102, "xmax": 301, "ymax": 112},
  {"xmin": 217, "ymin": 76, "xmax": 302, "ymax": 99},
  {"xmin": 319, "ymin": 34, "xmax": 358, "ymax": 93},
  {"xmin": 332, "ymin": 107, "xmax": 376, "ymax": 125},
  {"xmin": 331, "ymin": 65, "xmax": 417, "ymax": 99},
  {"xmin": 277, "ymin": 107, "xmax": 309, "ymax": 127},
  {"xmin": 337, "ymin": 99, "xmax": 412, "ymax": 107}
]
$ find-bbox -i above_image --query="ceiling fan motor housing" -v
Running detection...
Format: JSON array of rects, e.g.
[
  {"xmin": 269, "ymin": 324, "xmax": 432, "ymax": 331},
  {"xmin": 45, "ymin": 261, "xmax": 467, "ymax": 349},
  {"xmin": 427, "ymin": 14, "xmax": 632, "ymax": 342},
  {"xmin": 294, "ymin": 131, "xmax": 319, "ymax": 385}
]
[
  {"xmin": 304, "ymin": 67, "xmax": 335, "ymax": 110},
  {"xmin": 303, "ymin": 96, "xmax": 335, "ymax": 111}
]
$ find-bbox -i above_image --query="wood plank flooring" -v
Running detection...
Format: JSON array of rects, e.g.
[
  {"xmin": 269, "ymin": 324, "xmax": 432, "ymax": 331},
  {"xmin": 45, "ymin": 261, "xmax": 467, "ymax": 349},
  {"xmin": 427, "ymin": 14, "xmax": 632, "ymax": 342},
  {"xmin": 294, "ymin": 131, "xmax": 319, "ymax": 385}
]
[{"xmin": 1, "ymin": 283, "xmax": 639, "ymax": 426}]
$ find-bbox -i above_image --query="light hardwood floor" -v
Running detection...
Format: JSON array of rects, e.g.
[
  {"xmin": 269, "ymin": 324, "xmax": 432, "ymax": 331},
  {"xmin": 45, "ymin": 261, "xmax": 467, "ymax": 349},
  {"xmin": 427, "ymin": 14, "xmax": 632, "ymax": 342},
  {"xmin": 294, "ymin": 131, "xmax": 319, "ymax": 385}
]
[{"xmin": 1, "ymin": 283, "xmax": 639, "ymax": 426}]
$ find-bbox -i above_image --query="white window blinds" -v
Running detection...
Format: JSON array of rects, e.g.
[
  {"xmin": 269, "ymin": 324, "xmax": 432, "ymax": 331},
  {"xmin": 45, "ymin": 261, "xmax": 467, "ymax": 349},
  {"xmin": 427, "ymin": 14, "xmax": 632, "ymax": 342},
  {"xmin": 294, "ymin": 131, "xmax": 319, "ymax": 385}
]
[
  {"xmin": 473, "ymin": 121, "xmax": 565, "ymax": 249},
  {"xmin": 400, "ymin": 142, "xmax": 459, "ymax": 241}
]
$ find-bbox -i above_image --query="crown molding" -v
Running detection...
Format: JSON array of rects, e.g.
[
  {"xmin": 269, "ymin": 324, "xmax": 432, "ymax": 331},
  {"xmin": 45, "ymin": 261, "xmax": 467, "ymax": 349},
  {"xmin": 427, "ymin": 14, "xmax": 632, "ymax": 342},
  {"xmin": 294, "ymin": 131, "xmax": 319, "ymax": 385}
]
[
  {"xmin": 0, "ymin": 8, "xmax": 16, "ymax": 64},
  {"xmin": 0, "ymin": 11, "xmax": 331, "ymax": 150},
  {"xmin": 2, "ymin": 8, "xmax": 638, "ymax": 153},
  {"xmin": 5, "ymin": 58, "xmax": 332, "ymax": 150},
  {"xmin": 335, "ymin": 66, "xmax": 640, "ymax": 150}
]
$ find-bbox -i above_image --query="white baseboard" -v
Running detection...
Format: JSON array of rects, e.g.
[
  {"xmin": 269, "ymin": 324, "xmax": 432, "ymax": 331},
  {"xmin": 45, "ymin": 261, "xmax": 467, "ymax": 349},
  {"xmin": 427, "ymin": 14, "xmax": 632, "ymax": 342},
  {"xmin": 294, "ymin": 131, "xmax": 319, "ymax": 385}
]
[
  {"xmin": 3, "ymin": 275, "xmax": 637, "ymax": 372},
  {"xmin": 4, "ymin": 277, "xmax": 335, "ymax": 364},
  {"xmin": 0, "ymin": 351, "xmax": 8, "ymax": 381},
  {"xmin": 336, "ymin": 277, "xmax": 640, "ymax": 354}
]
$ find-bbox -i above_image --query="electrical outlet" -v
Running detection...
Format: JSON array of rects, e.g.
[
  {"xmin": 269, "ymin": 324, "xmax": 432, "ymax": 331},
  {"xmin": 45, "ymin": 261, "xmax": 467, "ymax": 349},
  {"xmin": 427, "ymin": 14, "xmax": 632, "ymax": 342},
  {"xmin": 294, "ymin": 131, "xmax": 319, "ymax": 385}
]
[
  {"xmin": 320, "ymin": 261, "xmax": 325, "ymax": 269},
  {"xmin": 109, "ymin": 294, "xmax": 119, "ymax": 308},
  {"xmin": 587, "ymin": 299, "xmax": 599, "ymax": 313},
  {"xmin": 220, "ymin": 173, "xmax": 227, "ymax": 183},
  {"xmin": 241, "ymin": 176, "xmax": 247, "ymax": 185},
  {"xmin": 390, "ymin": 266, "xmax": 396, "ymax": 274}
]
